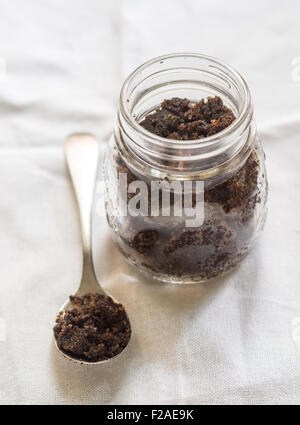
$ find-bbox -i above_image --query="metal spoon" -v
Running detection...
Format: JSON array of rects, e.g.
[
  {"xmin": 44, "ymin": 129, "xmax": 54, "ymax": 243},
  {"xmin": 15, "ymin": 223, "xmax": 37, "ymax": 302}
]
[{"xmin": 54, "ymin": 133, "xmax": 131, "ymax": 364}]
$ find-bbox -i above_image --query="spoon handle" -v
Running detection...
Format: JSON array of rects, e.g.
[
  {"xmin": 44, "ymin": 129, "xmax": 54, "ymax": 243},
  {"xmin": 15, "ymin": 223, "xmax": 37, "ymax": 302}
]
[{"xmin": 64, "ymin": 133, "xmax": 100, "ymax": 293}]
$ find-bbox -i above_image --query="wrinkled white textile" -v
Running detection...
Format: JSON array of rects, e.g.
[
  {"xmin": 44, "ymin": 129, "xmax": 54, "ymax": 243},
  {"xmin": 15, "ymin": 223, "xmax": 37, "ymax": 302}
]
[{"xmin": 0, "ymin": 0, "xmax": 300, "ymax": 405}]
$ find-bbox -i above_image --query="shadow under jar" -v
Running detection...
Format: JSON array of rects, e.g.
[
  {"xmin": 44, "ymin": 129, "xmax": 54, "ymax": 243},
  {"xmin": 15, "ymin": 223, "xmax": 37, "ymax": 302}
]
[{"xmin": 104, "ymin": 53, "xmax": 268, "ymax": 284}]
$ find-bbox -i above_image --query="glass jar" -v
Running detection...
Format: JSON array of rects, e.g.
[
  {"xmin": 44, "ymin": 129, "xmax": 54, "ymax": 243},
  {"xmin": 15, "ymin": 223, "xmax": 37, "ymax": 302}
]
[{"xmin": 104, "ymin": 53, "xmax": 268, "ymax": 284}]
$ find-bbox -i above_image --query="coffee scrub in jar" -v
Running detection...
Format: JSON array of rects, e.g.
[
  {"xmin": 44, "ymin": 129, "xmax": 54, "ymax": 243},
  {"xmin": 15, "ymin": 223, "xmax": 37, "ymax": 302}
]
[{"xmin": 104, "ymin": 53, "xmax": 268, "ymax": 284}]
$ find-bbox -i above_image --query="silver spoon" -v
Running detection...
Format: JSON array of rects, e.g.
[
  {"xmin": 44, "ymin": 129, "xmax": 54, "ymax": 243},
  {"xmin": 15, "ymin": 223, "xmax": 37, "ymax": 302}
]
[{"xmin": 54, "ymin": 133, "xmax": 131, "ymax": 364}]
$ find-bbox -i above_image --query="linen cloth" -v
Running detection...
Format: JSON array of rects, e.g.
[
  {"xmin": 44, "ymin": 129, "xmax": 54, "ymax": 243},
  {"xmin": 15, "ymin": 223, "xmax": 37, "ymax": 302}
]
[{"xmin": 0, "ymin": 0, "xmax": 300, "ymax": 405}]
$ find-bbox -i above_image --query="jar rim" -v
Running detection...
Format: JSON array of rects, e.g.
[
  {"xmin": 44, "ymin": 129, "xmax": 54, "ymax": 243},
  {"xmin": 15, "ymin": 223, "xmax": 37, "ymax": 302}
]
[{"xmin": 120, "ymin": 52, "xmax": 252, "ymax": 149}]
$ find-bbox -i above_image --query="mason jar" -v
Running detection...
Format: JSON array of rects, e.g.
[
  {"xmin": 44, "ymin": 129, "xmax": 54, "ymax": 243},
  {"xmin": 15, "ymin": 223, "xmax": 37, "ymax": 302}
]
[{"xmin": 104, "ymin": 53, "xmax": 268, "ymax": 284}]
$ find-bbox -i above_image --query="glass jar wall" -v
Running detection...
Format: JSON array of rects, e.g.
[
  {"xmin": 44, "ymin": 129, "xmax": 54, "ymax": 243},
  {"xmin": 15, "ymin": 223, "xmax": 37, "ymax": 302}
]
[{"xmin": 104, "ymin": 53, "xmax": 268, "ymax": 284}]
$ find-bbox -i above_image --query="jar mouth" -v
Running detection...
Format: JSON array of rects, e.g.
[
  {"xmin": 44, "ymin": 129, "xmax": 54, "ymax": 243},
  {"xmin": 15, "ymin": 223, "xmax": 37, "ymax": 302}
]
[
  {"xmin": 120, "ymin": 52, "xmax": 252, "ymax": 150},
  {"xmin": 117, "ymin": 52, "xmax": 254, "ymax": 181}
]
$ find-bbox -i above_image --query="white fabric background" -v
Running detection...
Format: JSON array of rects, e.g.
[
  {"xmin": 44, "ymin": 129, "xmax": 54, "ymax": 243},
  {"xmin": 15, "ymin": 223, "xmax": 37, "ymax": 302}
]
[{"xmin": 0, "ymin": 0, "xmax": 300, "ymax": 405}]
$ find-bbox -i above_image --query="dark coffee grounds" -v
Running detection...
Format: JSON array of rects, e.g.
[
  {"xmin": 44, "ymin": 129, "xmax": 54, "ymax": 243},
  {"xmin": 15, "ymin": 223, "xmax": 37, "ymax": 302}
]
[
  {"xmin": 140, "ymin": 96, "xmax": 235, "ymax": 139},
  {"xmin": 109, "ymin": 96, "xmax": 265, "ymax": 282},
  {"xmin": 131, "ymin": 230, "xmax": 159, "ymax": 253},
  {"xmin": 53, "ymin": 293, "xmax": 131, "ymax": 362}
]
